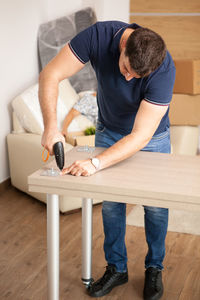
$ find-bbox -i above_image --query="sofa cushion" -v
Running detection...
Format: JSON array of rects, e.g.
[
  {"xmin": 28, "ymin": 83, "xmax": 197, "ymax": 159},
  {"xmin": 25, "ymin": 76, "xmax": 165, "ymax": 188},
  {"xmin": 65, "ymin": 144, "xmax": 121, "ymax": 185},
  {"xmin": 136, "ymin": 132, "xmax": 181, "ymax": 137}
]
[
  {"xmin": 12, "ymin": 79, "xmax": 93, "ymax": 134},
  {"xmin": 12, "ymin": 111, "xmax": 26, "ymax": 133}
]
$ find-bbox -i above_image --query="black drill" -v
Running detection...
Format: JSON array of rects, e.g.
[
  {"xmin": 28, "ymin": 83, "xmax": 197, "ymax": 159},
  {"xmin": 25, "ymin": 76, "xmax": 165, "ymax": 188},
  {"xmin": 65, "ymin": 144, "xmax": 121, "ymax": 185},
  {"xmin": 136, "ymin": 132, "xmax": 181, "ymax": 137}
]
[{"xmin": 53, "ymin": 141, "xmax": 65, "ymax": 171}]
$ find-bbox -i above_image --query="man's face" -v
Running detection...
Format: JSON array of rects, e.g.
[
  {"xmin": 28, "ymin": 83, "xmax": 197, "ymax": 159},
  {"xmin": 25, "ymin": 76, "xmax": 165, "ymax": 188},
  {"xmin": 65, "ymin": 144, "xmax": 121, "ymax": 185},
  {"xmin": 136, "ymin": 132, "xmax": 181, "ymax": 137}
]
[{"xmin": 119, "ymin": 48, "xmax": 141, "ymax": 81}]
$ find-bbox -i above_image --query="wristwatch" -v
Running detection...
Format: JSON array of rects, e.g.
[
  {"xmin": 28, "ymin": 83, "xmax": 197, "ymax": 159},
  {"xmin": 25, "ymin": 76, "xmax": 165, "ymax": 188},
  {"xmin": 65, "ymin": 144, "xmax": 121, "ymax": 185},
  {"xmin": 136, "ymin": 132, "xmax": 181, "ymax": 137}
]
[{"xmin": 90, "ymin": 157, "xmax": 100, "ymax": 170}]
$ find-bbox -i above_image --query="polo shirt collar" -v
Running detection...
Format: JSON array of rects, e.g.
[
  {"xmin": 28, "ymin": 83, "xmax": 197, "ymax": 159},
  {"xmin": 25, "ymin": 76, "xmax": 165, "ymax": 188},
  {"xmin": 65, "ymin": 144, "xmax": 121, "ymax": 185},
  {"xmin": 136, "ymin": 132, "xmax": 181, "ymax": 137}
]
[{"xmin": 110, "ymin": 23, "xmax": 141, "ymax": 55}]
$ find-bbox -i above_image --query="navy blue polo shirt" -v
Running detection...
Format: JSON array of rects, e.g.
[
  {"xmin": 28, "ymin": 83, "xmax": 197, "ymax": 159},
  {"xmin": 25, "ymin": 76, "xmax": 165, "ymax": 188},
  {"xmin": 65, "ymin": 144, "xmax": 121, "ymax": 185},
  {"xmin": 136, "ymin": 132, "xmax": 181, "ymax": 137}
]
[{"xmin": 69, "ymin": 21, "xmax": 176, "ymax": 135}]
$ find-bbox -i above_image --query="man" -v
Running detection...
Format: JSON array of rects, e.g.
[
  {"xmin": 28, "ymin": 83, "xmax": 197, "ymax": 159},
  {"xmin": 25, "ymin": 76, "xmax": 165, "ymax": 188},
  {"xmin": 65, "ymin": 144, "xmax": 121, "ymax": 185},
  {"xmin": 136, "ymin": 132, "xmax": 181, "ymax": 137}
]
[{"xmin": 39, "ymin": 21, "xmax": 175, "ymax": 300}]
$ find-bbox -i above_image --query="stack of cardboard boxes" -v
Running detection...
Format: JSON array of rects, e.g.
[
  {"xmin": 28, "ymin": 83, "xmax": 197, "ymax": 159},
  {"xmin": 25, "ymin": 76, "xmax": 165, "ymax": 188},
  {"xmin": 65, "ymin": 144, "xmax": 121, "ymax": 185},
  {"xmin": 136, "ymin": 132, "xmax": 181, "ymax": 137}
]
[{"xmin": 169, "ymin": 59, "xmax": 200, "ymax": 155}]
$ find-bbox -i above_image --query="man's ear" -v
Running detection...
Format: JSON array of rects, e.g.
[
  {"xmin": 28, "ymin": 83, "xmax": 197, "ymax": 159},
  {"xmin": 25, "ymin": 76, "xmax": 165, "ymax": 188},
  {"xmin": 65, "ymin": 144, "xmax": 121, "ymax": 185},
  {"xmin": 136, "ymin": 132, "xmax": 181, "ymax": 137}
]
[{"xmin": 121, "ymin": 39, "xmax": 127, "ymax": 49}]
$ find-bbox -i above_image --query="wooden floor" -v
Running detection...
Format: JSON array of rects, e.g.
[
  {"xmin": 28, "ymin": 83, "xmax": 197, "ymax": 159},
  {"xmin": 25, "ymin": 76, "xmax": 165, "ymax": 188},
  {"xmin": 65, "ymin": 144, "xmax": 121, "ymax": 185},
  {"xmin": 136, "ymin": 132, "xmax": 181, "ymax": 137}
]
[{"xmin": 1, "ymin": 186, "xmax": 200, "ymax": 300}]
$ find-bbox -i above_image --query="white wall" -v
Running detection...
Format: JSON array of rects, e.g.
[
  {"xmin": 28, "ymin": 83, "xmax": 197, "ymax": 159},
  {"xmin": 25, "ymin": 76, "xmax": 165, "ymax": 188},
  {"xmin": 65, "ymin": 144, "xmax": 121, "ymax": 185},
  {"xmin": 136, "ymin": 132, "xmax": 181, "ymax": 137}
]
[
  {"xmin": 83, "ymin": 0, "xmax": 130, "ymax": 22},
  {"xmin": 0, "ymin": 0, "xmax": 130, "ymax": 184}
]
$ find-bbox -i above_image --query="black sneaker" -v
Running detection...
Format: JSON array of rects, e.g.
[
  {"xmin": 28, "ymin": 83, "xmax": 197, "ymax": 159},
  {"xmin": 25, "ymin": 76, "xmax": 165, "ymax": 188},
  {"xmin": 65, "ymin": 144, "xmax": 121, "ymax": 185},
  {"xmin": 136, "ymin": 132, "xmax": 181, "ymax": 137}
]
[
  {"xmin": 143, "ymin": 267, "xmax": 163, "ymax": 300},
  {"xmin": 87, "ymin": 265, "xmax": 128, "ymax": 297}
]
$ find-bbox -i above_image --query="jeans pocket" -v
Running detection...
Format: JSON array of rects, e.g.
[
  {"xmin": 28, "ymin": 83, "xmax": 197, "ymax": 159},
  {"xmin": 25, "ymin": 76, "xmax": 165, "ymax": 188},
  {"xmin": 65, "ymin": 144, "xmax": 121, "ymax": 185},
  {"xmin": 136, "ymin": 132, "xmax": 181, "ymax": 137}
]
[
  {"xmin": 151, "ymin": 129, "xmax": 170, "ymax": 140},
  {"xmin": 96, "ymin": 121, "xmax": 106, "ymax": 133},
  {"xmin": 143, "ymin": 129, "xmax": 171, "ymax": 153}
]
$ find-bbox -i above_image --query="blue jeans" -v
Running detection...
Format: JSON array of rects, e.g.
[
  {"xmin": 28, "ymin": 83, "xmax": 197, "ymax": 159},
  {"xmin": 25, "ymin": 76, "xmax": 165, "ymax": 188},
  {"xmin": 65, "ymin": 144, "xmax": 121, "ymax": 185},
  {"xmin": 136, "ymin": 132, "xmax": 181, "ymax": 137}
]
[{"xmin": 95, "ymin": 121, "xmax": 171, "ymax": 272}]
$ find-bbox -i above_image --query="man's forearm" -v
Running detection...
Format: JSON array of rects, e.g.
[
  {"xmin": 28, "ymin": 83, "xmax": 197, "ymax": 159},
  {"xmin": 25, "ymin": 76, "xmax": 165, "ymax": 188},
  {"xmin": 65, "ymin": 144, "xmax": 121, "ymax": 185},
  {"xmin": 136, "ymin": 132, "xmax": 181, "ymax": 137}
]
[
  {"xmin": 38, "ymin": 71, "xmax": 59, "ymax": 130},
  {"xmin": 96, "ymin": 131, "xmax": 150, "ymax": 170},
  {"xmin": 96, "ymin": 100, "xmax": 168, "ymax": 171}
]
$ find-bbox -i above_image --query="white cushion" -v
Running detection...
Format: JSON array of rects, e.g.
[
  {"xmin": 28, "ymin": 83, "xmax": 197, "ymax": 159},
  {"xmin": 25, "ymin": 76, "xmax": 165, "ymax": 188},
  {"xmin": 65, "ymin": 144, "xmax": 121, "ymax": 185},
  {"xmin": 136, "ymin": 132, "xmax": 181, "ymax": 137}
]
[
  {"xmin": 12, "ymin": 111, "xmax": 26, "ymax": 133},
  {"xmin": 12, "ymin": 79, "xmax": 93, "ymax": 134}
]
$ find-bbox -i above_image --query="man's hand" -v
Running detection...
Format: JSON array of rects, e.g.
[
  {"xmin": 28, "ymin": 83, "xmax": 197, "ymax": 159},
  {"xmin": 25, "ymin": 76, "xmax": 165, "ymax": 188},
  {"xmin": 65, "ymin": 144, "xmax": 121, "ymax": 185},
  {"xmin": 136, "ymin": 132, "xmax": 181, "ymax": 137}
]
[
  {"xmin": 61, "ymin": 159, "xmax": 97, "ymax": 177},
  {"xmin": 41, "ymin": 128, "xmax": 65, "ymax": 155}
]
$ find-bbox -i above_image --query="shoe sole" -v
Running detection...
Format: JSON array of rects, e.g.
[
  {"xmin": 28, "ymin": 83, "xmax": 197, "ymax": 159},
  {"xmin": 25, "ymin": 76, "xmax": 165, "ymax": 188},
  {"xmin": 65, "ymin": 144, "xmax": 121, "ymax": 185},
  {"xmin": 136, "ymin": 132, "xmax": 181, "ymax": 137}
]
[
  {"xmin": 88, "ymin": 277, "xmax": 128, "ymax": 298},
  {"xmin": 144, "ymin": 288, "xmax": 163, "ymax": 300}
]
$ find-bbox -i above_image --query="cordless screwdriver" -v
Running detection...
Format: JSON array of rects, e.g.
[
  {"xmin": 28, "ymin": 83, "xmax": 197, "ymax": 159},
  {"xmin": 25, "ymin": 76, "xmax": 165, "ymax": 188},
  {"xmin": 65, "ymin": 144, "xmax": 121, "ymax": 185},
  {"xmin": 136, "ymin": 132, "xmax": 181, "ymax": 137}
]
[{"xmin": 53, "ymin": 141, "xmax": 65, "ymax": 171}]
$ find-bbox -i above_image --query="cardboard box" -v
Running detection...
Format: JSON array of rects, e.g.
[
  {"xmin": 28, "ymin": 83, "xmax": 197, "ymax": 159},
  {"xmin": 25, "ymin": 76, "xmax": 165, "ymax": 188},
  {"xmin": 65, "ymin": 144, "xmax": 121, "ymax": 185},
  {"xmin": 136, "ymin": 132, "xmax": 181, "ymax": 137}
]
[
  {"xmin": 169, "ymin": 93, "xmax": 200, "ymax": 125},
  {"xmin": 173, "ymin": 59, "xmax": 200, "ymax": 94},
  {"xmin": 65, "ymin": 131, "xmax": 95, "ymax": 147}
]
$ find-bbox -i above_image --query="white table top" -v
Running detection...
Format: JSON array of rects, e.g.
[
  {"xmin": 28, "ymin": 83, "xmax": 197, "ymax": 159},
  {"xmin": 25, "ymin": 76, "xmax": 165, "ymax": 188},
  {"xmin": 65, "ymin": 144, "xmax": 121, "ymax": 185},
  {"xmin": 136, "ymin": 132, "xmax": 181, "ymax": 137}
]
[{"xmin": 28, "ymin": 147, "xmax": 200, "ymax": 211}]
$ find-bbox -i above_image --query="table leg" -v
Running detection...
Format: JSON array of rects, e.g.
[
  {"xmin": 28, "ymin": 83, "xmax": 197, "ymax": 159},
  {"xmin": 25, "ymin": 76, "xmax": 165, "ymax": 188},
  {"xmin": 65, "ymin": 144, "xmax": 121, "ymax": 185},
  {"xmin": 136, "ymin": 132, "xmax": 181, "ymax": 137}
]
[
  {"xmin": 47, "ymin": 194, "xmax": 59, "ymax": 300},
  {"xmin": 81, "ymin": 198, "xmax": 93, "ymax": 287}
]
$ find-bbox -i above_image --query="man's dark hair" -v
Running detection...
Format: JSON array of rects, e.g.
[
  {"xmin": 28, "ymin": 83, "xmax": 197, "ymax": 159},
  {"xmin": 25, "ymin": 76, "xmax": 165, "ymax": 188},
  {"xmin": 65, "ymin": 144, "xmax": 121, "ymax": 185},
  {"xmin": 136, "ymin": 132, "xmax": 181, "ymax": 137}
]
[{"xmin": 125, "ymin": 27, "xmax": 167, "ymax": 77}]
